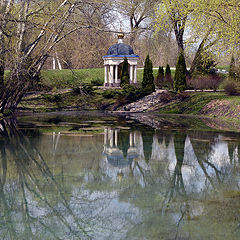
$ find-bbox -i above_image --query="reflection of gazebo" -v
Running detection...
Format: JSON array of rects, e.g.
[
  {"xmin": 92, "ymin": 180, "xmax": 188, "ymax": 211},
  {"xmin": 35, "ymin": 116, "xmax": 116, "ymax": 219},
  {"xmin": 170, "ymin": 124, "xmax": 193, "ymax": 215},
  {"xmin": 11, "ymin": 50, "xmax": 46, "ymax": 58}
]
[
  {"xmin": 103, "ymin": 128, "xmax": 138, "ymax": 167},
  {"xmin": 103, "ymin": 34, "xmax": 139, "ymax": 87}
]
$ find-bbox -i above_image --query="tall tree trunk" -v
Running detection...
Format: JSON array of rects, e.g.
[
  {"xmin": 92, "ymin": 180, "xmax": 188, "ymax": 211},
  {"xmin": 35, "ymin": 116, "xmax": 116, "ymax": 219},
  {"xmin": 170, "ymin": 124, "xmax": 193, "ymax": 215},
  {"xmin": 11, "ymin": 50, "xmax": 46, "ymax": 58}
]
[{"xmin": 173, "ymin": 16, "xmax": 186, "ymax": 53}]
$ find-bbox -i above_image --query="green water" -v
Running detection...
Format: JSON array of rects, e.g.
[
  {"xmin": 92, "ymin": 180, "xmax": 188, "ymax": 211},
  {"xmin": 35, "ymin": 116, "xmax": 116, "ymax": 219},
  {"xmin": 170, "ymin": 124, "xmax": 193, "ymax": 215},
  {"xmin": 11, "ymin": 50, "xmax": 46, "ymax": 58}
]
[{"xmin": 0, "ymin": 113, "xmax": 239, "ymax": 240}]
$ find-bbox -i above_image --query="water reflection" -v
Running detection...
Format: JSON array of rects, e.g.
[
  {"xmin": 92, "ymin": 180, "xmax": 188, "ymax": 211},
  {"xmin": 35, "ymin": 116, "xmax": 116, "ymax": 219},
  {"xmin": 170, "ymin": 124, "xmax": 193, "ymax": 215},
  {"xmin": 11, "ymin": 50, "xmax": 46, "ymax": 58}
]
[{"xmin": 0, "ymin": 119, "xmax": 239, "ymax": 239}]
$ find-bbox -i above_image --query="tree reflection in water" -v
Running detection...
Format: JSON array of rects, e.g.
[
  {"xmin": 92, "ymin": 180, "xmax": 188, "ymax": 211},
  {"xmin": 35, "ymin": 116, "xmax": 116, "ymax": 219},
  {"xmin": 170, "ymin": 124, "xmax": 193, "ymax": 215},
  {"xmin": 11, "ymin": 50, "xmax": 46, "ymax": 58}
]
[
  {"xmin": 0, "ymin": 119, "xmax": 239, "ymax": 239},
  {"xmin": 0, "ymin": 119, "xmax": 94, "ymax": 239}
]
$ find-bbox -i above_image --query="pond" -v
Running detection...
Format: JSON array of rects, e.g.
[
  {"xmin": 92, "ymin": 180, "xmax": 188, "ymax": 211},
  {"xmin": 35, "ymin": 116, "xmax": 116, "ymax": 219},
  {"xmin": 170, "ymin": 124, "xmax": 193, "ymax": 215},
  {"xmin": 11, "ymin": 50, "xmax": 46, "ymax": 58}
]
[{"xmin": 0, "ymin": 112, "xmax": 239, "ymax": 240}]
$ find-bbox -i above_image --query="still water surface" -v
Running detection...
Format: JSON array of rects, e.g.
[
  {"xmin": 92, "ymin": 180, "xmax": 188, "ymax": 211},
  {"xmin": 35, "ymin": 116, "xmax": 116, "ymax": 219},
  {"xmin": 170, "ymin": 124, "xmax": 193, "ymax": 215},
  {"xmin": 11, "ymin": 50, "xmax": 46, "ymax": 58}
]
[{"xmin": 0, "ymin": 112, "xmax": 239, "ymax": 240}]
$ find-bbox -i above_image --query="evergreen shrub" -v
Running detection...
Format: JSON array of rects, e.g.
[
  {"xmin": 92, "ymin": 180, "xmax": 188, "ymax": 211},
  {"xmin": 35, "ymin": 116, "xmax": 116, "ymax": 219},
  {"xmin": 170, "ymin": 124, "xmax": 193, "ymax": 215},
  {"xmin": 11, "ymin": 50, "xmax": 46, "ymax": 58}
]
[
  {"xmin": 174, "ymin": 51, "xmax": 187, "ymax": 92},
  {"xmin": 142, "ymin": 55, "xmax": 155, "ymax": 94},
  {"xmin": 155, "ymin": 66, "xmax": 164, "ymax": 88},
  {"xmin": 229, "ymin": 55, "xmax": 237, "ymax": 81},
  {"xmin": 120, "ymin": 57, "xmax": 130, "ymax": 87},
  {"xmin": 165, "ymin": 64, "xmax": 173, "ymax": 88}
]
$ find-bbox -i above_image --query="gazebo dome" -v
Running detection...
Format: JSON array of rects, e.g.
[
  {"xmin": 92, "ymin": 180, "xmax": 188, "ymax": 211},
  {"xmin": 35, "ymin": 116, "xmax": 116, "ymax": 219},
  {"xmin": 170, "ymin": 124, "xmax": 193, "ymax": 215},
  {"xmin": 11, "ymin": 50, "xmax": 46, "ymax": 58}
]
[{"xmin": 107, "ymin": 43, "xmax": 135, "ymax": 56}]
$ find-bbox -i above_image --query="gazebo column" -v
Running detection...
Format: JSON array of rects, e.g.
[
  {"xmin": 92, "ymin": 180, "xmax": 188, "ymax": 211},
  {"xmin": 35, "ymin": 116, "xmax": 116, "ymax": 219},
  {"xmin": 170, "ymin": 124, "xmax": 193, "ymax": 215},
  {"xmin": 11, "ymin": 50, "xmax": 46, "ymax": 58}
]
[
  {"xmin": 104, "ymin": 65, "xmax": 109, "ymax": 87},
  {"xmin": 130, "ymin": 65, "xmax": 133, "ymax": 84},
  {"xmin": 134, "ymin": 65, "xmax": 137, "ymax": 85},
  {"xmin": 115, "ymin": 65, "xmax": 119, "ymax": 87},
  {"xmin": 109, "ymin": 65, "xmax": 114, "ymax": 87}
]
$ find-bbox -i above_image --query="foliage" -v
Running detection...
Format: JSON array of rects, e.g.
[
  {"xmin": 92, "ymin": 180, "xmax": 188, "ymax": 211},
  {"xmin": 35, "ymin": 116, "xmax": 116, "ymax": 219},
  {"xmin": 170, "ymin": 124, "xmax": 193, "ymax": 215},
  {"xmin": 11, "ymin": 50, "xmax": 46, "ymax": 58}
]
[
  {"xmin": 194, "ymin": 51, "xmax": 217, "ymax": 75},
  {"xmin": 155, "ymin": 66, "xmax": 164, "ymax": 88},
  {"xmin": 187, "ymin": 74, "xmax": 223, "ymax": 91},
  {"xmin": 73, "ymin": 84, "xmax": 94, "ymax": 95},
  {"xmin": 120, "ymin": 57, "xmax": 130, "ymax": 87},
  {"xmin": 102, "ymin": 89, "xmax": 121, "ymax": 99},
  {"xmin": 91, "ymin": 78, "xmax": 104, "ymax": 86},
  {"xmin": 229, "ymin": 55, "xmax": 237, "ymax": 81},
  {"xmin": 82, "ymin": 84, "xmax": 95, "ymax": 95},
  {"xmin": 142, "ymin": 55, "xmax": 155, "ymax": 94},
  {"xmin": 165, "ymin": 64, "xmax": 173, "ymax": 88},
  {"xmin": 224, "ymin": 81, "xmax": 239, "ymax": 96},
  {"xmin": 154, "ymin": 0, "xmax": 240, "ymax": 54},
  {"xmin": 122, "ymin": 85, "xmax": 144, "ymax": 101},
  {"xmin": 174, "ymin": 51, "xmax": 187, "ymax": 92},
  {"xmin": 42, "ymin": 94, "xmax": 63, "ymax": 103}
]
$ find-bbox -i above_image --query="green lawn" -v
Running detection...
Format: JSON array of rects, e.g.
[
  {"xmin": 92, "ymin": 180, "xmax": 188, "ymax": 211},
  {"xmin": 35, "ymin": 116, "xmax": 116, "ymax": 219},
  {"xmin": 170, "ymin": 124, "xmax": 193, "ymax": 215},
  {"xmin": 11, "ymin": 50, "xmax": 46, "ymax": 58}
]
[{"xmin": 40, "ymin": 68, "xmax": 164, "ymax": 89}]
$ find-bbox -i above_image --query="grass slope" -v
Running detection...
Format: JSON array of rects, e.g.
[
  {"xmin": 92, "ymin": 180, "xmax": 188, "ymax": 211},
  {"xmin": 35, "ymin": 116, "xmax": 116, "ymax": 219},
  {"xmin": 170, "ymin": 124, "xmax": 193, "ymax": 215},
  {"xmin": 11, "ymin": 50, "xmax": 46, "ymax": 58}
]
[{"xmin": 157, "ymin": 92, "xmax": 240, "ymax": 119}]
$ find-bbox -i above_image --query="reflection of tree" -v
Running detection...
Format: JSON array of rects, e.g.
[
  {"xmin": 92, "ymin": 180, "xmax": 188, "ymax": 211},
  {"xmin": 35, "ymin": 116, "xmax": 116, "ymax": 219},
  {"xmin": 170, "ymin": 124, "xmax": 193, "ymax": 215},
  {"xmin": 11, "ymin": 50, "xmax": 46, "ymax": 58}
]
[
  {"xmin": 166, "ymin": 132, "xmax": 186, "ymax": 201},
  {"xmin": 0, "ymin": 119, "xmax": 91, "ymax": 239},
  {"xmin": 189, "ymin": 133, "xmax": 228, "ymax": 187},
  {"xmin": 142, "ymin": 129, "xmax": 154, "ymax": 163}
]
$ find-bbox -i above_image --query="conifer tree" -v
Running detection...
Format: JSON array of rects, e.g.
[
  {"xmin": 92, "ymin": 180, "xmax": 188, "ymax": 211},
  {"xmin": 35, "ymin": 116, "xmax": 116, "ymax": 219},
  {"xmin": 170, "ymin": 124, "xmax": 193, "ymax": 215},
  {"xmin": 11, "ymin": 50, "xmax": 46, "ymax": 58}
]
[
  {"xmin": 155, "ymin": 66, "xmax": 164, "ymax": 88},
  {"xmin": 229, "ymin": 55, "xmax": 237, "ymax": 81},
  {"xmin": 165, "ymin": 64, "xmax": 173, "ymax": 88},
  {"xmin": 174, "ymin": 51, "xmax": 187, "ymax": 92},
  {"xmin": 120, "ymin": 57, "xmax": 130, "ymax": 87},
  {"xmin": 142, "ymin": 55, "xmax": 155, "ymax": 94}
]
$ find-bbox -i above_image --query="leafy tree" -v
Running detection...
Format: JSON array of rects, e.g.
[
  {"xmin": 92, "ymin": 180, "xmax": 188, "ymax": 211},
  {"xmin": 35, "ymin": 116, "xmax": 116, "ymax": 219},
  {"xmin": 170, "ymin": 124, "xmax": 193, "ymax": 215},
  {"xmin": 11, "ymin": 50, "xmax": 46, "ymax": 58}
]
[
  {"xmin": 174, "ymin": 51, "xmax": 187, "ymax": 92},
  {"xmin": 165, "ymin": 64, "xmax": 173, "ymax": 88},
  {"xmin": 120, "ymin": 57, "xmax": 130, "ymax": 87},
  {"xmin": 0, "ymin": 0, "xmax": 113, "ymax": 114},
  {"xmin": 155, "ymin": 66, "xmax": 164, "ymax": 88},
  {"xmin": 142, "ymin": 55, "xmax": 155, "ymax": 94}
]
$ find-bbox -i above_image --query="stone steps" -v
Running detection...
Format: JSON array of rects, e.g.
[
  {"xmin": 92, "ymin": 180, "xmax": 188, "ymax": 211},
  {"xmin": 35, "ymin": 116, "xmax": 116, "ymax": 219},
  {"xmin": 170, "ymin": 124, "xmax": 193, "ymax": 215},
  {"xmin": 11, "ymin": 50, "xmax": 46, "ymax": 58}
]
[{"xmin": 122, "ymin": 90, "xmax": 167, "ymax": 112}]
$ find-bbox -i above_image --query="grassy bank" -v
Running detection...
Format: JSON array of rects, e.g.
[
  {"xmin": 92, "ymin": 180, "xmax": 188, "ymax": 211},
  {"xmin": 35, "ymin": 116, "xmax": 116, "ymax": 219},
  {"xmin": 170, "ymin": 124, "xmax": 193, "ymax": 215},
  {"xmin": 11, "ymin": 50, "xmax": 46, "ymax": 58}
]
[{"xmin": 156, "ymin": 91, "xmax": 240, "ymax": 121}]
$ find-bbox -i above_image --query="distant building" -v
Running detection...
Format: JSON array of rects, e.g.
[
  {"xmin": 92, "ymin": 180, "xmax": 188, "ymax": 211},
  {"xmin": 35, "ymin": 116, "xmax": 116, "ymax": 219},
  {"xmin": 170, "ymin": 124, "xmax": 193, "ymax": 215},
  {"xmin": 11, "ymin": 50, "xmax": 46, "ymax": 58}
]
[{"xmin": 103, "ymin": 33, "xmax": 139, "ymax": 87}]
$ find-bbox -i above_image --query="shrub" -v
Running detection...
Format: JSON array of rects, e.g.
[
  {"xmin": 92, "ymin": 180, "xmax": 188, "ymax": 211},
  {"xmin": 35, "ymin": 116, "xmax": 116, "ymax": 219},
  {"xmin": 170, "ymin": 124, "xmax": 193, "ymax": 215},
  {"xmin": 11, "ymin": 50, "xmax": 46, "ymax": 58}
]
[
  {"xmin": 42, "ymin": 94, "xmax": 62, "ymax": 103},
  {"xmin": 224, "ymin": 81, "xmax": 238, "ymax": 95},
  {"xmin": 174, "ymin": 51, "xmax": 187, "ymax": 92},
  {"xmin": 187, "ymin": 74, "xmax": 223, "ymax": 91},
  {"xmin": 142, "ymin": 55, "xmax": 155, "ymax": 94},
  {"xmin": 120, "ymin": 57, "xmax": 130, "ymax": 87},
  {"xmin": 82, "ymin": 83, "xmax": 94, "ymax": 95},
  {"xmin": 91, "ymin": 78, "xmax": 103, "ymax": 86},
  {"xmin": 102, "ymin": 89, "xmax": 121, "ymax": 99},
  {"xmin": 72, "ymin": 83, "xmax": 94, "ymax": 95},
  {"xmin": 165, "ymin": 64, "xmax": 173, "ymax": 88},
  {"xmin": 158, "ymin": 91, "xmax": 175, "ymax": 103},
  {"xmin": 177, "ymin": 92, "xmax": 190, "ymax": 101},
  {"xmin": 155, "ymin": 66, "xmax": 164, "ymax": 88},
  {"xmin": 122, "ymin": 85, "xmax": 143, "ymax": 101}
]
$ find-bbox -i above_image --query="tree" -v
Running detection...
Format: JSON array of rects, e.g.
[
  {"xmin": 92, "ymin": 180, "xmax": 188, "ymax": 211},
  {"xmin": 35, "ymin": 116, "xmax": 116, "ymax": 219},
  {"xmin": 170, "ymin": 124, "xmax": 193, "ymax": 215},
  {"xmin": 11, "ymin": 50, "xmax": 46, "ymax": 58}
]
[
  {"xmin": 115, "ymin": 0, "xmax": 159, "ymax": 46},
  {"xmin": 229, "ymin": 55, "xmax": 237, "ymax": 81},
  {"xmin": 165, "ymin": 64, "xmax": 172, "ymax": 88},
  {"xmin": 155, "ymin": 66, "xmax": 164, "ymax": 88},
  {"xmin": 142, "ymin": 55, "xmax": 155, "ymax": 94},
  {"xmin": 0, "ymin": 0, "xmax": 113, "ymax": 114},
  {"xmin": 174, "ymin": 51, "xmax": 187, "ymax": 92},
  {"xmin": 120, "ymin": 57, "xmax": 130, "ymax": 87},
  {"xmin": 154, "ymin": 0, "xmax": 240, "ymax": 76},
  {"xmin": 155, "ymin": 0, "xmax": 191, "ymax": 53}
]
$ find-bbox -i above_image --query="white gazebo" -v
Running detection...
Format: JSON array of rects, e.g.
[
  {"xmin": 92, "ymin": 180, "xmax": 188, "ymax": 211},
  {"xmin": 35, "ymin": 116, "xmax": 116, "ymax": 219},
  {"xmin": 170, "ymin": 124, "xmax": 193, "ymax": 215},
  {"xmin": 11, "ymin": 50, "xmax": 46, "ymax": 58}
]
[{"xmin": 103, "ymin": 34, "xmax": 139, "ymax": 87}]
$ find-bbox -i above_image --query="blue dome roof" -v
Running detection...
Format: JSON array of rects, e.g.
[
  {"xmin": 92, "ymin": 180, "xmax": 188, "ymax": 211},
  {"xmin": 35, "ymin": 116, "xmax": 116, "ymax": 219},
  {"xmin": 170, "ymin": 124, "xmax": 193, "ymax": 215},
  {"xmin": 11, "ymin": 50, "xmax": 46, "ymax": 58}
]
[{"xmin": 107, "ymin": 43, "xmax": 135, "ymax": 56}]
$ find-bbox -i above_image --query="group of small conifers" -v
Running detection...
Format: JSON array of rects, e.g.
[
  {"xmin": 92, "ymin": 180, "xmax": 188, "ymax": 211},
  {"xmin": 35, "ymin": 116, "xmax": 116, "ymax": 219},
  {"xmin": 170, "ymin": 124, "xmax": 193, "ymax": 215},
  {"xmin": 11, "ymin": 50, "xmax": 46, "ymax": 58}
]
[{"xmin": 120, "ymin": 51, "xmax": 188, "ymax": 98}]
